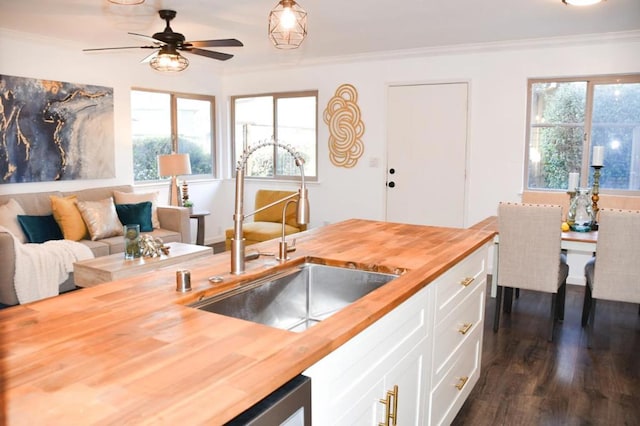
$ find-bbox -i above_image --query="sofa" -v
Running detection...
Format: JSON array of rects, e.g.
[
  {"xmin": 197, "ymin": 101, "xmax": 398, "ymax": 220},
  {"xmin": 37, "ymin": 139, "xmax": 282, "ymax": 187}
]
[
  {"xmin": 0, "ymin": 185, "xmax": 191, "ymax": 306},
  {"xmin": 224, "ymin": 189, "xmax": 308, "ymax": 251}
]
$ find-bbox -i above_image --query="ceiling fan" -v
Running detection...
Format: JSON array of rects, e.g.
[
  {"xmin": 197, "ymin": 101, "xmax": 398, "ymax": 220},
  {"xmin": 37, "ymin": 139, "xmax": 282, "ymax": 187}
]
[{"xmin": 83, "ymin": 9, "xmax": 243, "ymax": 71}]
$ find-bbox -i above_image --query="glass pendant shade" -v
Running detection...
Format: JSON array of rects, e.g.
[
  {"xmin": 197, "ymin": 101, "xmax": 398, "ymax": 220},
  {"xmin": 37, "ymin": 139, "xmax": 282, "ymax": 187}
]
[
  {"xmin": 108, "ymin": 0, "xmax": 145, "ymax": 4},
  {"xmin": 150, "ymin": 47, "xmax": 189, "ymax": 72},
  {"xmin": 268, "ymin": 0, "xmax": 308, "ymax": 49}
]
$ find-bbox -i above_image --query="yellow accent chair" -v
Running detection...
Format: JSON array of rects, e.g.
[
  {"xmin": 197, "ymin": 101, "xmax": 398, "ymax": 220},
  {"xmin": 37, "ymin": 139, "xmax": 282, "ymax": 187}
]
[{"xmin": 224, "ymin": 189, "xmax": 307, "ymax": 251}]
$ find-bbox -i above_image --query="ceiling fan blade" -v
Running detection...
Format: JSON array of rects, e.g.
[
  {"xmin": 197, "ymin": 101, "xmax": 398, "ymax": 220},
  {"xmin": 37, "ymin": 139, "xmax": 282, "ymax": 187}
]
[
  {"xmin": 186, "ymin": 39, "xmax": 243, "ymax": 48},
  {"xmin": 128, "ymin": 32, "xmax": 165, "ymax": 45},
  {"xmin": 184, "ymin": 47, "xmax": 233, "ymax": 61},
  {"xmin": 83, "ymin": 45, "xmax": 157, "ymax": 52},
  {"xmin": 140, "ymin": 51, "xmax": 159, "ymax": 63}
]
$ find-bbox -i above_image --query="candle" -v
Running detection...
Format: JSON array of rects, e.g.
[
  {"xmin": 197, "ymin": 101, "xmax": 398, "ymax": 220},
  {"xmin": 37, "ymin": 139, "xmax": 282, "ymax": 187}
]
[
  {"xmin": 592, "ymin": 146, "xmax": 604, "ymax": 166},
  {"xmin": 568, "ymin": 172, "xmax": 579, "ymax": 191}
]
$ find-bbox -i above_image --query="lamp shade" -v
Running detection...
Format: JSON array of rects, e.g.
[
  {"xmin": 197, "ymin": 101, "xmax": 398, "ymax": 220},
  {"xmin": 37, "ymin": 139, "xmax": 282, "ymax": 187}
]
[
  {"xmin": 108, "ymin": 0, "xmax": 145, "ymax": 4},
  {"xmin": 268, "ymin": 0, "xmax": 308, "ymax": 49},
  {"xmin": 150, "ymin": 46, "xmax": 189, "ymax": 72},
  {"xmin": 158, "ymin": 153, "xmax": 192, "ymax": 177}
]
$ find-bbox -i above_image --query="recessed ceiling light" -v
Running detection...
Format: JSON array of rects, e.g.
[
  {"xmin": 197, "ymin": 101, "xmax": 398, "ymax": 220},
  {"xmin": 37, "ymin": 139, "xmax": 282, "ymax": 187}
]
[{"xmin": 562, "ymin": 0, "xmax": 604, "ymax": 6}]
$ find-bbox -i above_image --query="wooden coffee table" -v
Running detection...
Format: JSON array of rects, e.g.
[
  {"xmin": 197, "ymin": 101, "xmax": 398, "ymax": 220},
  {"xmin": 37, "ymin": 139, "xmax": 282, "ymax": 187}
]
[{"xmin": 73, "ymin": 242, "xmax": 213, "ymax": 287}]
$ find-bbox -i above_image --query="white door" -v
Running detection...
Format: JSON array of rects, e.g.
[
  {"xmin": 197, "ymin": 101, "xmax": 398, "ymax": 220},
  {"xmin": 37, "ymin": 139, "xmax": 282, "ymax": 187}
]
[{"xmin": 386, "ymin": 83, "xmax": 469, "ymax": 227}]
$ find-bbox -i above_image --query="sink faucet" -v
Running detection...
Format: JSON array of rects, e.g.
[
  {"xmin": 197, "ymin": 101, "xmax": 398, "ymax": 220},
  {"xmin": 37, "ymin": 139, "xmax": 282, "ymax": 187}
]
[{"xmin": 231, "ymin": 139, "xmax": 310, "ymax": 274}]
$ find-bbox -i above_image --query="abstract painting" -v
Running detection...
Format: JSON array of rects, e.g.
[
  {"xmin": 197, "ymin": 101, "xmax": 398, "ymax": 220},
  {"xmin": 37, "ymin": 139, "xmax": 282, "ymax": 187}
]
[{"xmin": 0, "ymin": 74, "xmax": 114, "ymax": 184}]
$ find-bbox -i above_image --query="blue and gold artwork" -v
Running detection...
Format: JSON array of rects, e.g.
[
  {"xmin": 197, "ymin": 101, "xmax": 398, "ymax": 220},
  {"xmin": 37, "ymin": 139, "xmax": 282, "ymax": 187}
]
[{"xmin": 0, "ymin": 74, "xmax": 115, "ymax": 184}]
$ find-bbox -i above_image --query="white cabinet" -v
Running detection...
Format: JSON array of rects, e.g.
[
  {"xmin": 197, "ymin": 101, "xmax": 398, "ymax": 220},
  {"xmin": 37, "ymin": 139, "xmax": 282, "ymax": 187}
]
[
  {"xmin": 336, "ymin": 342, "xmax": 425, "ymax": 425},
  {"xmin": 304, "ymin": 282, "xmax": 431, "ymax": 425},
  {"xmin": 429, "ymin": 245, "xmax": 487, "ymax": 426},
  {"xmin": 304, "ymin": 243, "xmax": 488, "ymax": 425}
]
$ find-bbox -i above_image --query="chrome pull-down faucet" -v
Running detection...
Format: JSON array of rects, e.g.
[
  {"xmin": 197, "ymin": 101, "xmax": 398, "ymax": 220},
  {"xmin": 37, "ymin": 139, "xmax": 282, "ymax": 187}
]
[{"xmin": 231, "ymin": 139, "xmax": 310, "ymax": 275}]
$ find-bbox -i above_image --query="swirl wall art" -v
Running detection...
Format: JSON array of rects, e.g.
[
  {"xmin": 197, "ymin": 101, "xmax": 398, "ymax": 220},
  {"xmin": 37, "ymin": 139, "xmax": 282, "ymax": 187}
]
[{"xmin": 323, "ymin": 84, "xmax": 365, "ymax": 168}]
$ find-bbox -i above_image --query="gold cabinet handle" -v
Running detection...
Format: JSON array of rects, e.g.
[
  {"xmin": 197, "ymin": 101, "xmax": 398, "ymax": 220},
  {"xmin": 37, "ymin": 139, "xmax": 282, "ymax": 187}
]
[
  {"xmin": 390, "ymin": 385, "xmax": 398, "ymax": 426},
  {"xmin": 458, "ymin": 322, "xmax": 473, "ymax": 335},
  {"xmin": 378, "ymin": 385, "xmax": 398, "ymax": 426},
  {"xmin": 460, "ymin": 277, "xmax": 474, "ymax": 287},
  {"xmin": 455, "ymin": 376, "xmax": 469, "ymax": 391}
]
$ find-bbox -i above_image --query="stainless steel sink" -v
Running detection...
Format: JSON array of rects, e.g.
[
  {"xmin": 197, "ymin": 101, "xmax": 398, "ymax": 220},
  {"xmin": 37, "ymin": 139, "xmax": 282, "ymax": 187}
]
[{"xmin": 190, "ymin": 263, "xmax": 399, "ymax": 332}]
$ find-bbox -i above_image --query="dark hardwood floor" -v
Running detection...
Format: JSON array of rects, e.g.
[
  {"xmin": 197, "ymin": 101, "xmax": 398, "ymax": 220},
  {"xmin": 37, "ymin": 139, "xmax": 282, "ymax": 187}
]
[{"xmin": 452, "ymin": 279, "xmax": 640, "ymax": 426}]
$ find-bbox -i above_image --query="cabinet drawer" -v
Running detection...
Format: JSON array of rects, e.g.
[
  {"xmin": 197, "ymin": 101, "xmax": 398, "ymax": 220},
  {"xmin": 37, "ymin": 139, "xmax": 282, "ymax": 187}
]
[
  {"xmin": 429, "ymin": 326, "xmax": 482, "ymax": 426},
  {"xmin": 434, "ymin": 246, "xmax": 487, "ymax": 324},
  {"xmin": 432, "ymin": 281, "xmax": 484, "ymax": 383}
]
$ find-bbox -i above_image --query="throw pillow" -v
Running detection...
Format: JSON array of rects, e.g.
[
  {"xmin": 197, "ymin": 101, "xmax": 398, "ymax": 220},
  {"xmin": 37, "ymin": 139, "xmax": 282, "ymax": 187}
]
[
  {"xmin": 113, "ymin": 191, "xmax": 160, "ymax": 229},
  {"xmin": 77, "ymin": 197, "xmax": 123, "ymax": 241},
  {"xmin": 50, "ymin": 195, "xmax": 89, "ymax": 241},
  {"xmin": 0, "ymin": 199, "xmax": 28, "ymax": 243},
  {"xmin": 115, "ymin": 201, "xmax": 153, "ymax": 232},
  {"xmin": 17, "ymin": 214, "xmax": 64, "ymax": 243}
]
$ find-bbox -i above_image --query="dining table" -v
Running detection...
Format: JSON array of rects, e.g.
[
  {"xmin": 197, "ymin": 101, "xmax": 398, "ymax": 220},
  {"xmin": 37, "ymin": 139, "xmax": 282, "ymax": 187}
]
[{"xmin": 470, "ymin": 216, "xmax": 598, "ymax": 297}]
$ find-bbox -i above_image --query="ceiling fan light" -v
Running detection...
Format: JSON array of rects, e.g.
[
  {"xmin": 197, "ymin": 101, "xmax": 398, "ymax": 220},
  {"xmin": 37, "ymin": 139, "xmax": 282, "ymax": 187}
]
[
  {"xmin": 268, "ymin": 0, "xmax": 308, "ymax": 49},
  {"xmin": 108, "ymin": 0, "xmax": 145, "ymax": 5},
  {"xmin": 562, "ymin": 0, "xmax": 604, "ymax": 5},
  {"xmin": 150, "ymin": 51, "xmax": 189, "ymax": 72}
]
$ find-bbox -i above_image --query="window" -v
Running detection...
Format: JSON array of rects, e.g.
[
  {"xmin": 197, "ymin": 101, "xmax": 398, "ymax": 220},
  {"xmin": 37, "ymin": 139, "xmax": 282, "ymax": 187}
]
[
  {"xmin": 131, "ymin": 89, "xmax": 215, "ymax": 182},
  {"xmin": 231, "ymin": 91, "xmax": 318, "ymax": 180},
  {"xmin": 526, "ymin": 74, "xmax": 640, "ymax": 194}
]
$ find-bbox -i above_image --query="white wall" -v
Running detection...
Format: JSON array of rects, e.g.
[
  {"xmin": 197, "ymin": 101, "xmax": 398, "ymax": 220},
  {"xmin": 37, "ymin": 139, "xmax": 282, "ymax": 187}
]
[
  {"xmin": 0, "ymin": 29, "xmax": 230, "ymax": 244},
  {"xmin": 221, "ymin": 34, "xmax": 640, "ymax": 232},
  {"xmin": 2, "ymin": 29, "xmax": 640, "ymax": 248}
]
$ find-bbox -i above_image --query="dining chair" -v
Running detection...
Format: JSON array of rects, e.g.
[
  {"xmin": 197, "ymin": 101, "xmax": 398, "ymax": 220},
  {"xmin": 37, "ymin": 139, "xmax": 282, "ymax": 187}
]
[
  {"xmin": 581, "ymin": 208, "xmax": 640, "ymax": 347},
  {"xmin": 494, "ymin": 202, "xmax": 569, "ymax": 341}
]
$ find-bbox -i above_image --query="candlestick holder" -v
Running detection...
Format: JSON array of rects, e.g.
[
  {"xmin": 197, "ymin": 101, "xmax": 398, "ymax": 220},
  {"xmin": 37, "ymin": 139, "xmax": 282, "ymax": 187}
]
[{"xmin": 591, "ymin": 165, "xmax": 603, "ymax": 230}]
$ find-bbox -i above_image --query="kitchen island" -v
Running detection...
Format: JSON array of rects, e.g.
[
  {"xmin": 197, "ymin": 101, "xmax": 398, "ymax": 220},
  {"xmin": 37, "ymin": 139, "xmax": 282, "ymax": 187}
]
[{"xmin": 0, "ymin": 219, "xmax": 495, "ymax": 424}]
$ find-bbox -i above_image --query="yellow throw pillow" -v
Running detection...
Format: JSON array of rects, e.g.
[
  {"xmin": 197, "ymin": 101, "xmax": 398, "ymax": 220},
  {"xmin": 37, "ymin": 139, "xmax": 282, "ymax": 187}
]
[
  {"xmin": 50, "ymin": 195, "xmax": 88, "ymax": 241},
  {"xmin": 113, "ymin": 190, "xmax": 160, "ymax": 229},
  {"xmin": 77, "ymin": 197, "xmax": 123, "ymax": 241}
]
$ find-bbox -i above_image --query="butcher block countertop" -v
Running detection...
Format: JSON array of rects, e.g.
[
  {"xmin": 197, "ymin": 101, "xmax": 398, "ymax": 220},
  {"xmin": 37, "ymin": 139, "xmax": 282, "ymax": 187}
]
[{"xmin": 0, "ymin": 219, "xmax": 495, "ymax": 424}]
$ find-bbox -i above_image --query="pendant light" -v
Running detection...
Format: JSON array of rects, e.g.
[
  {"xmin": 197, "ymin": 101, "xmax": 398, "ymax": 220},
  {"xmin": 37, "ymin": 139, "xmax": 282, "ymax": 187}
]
[
  {"xmin": 108, "ymin": 0, "xmax": 145, "ymax": 4},
  {"xmin": 149, "ymin": 46, "xmax": 189, "ymax": 72},
  {"xmin": 268, "ymin": 0, "xmax": 308, "ymax": 49}
]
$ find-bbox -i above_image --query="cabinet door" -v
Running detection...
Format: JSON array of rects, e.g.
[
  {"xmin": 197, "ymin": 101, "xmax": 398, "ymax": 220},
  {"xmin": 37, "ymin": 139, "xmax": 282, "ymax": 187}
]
[
  {"xmin": 384, "ymin": 341, "xmax": 426, "ymax": 426},
  {"xmin": 335, "ymin": 341, "xmax": 426, "ymax": 426},
  {"xmin": 334, "ymin": 377, "xmax": 385, "ymax": 425}
]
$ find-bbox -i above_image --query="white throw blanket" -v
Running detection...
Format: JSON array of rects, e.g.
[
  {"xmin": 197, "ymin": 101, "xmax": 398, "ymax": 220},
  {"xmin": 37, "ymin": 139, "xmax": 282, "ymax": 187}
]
[{"xmin": 1, "ymin": 226, "xmax": 94, "ymax": 304}]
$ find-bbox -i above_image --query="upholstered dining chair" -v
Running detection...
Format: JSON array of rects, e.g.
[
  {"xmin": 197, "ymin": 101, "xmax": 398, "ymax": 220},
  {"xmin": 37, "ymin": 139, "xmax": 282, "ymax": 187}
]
[
  {"xmin": 581, "ymin": 209, "xmax": 640, "ymax": 347},
  {"xmin": 494, "ymin": 203, "xmax": 569, "ymax": 341}
]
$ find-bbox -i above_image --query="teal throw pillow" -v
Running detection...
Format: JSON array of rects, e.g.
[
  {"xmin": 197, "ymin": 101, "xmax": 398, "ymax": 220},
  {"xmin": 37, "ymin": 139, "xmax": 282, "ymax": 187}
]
[
  {"xmin": 17, "ymin": 214, "xmax": 64, "ymax": 243},
  {"xmin": 115, "ymin": 202, "xmax": 153, "ymax": 232}
]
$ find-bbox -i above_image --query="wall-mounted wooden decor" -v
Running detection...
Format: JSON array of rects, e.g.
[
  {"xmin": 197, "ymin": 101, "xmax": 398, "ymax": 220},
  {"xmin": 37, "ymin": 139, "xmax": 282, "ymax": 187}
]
[
  {"xmin": 0, "ymin": 74, "xmax": 115, "ymax": 184},
  {"xmin": 323, "ymin": 83, "xmax": 365, "ymax": 168}
]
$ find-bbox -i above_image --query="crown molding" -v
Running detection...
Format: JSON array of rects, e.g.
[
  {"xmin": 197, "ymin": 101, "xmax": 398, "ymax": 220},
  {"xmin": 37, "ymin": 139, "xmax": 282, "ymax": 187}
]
[{"xmin": 225, "ymin": 30, "xmax": 640, "ymax": 75}]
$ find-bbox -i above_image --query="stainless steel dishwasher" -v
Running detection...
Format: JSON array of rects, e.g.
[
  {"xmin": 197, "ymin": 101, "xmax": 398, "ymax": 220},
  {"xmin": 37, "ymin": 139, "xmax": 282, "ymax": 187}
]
[{"xmin": 225, "ymin": 375, "xmax": 311, "ymax": 425}]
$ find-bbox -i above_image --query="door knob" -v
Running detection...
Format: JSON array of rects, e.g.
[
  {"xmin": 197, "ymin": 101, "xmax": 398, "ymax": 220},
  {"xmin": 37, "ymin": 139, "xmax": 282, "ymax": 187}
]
[
  {"xmin": 387, "ymin": 181, "xmax": 395, "ymax": 188},
  {"xmin": 389, "ymin": 168, "xmax": 395, "ymax": 174}
]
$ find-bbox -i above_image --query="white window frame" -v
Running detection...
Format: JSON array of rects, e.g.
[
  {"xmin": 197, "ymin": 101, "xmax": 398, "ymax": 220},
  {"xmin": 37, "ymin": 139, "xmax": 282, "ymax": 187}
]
[
  {"xmin": 131, "ymin": 88, "xmax": 216, "ymax": 182},
  {"xmin": 524, "ymin": 74, "xmax": 640, "ymax": 195},
  {"xmin": 230, "ymin": 90, "xmax": 318, "ymax": 181}
]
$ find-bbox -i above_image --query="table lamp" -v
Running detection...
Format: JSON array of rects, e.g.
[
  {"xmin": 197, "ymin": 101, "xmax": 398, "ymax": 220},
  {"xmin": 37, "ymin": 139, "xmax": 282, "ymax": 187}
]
[{"xmin": 157, "ymin": 153, "xmax": 192, "ymax": 206}]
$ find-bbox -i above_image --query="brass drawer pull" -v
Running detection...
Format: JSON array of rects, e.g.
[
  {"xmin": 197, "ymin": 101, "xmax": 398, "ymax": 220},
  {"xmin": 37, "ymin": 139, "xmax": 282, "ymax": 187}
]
[
  {"xmin": 378, "ymin": 385, "xmax": 398, "ymax": 426},
  {"xmin": 455, "ymin": 376, "xmax": 469, "ymax": 391},
  {"xmin": 458, "ymin": 322, "xmax": 473, "ymax": 335},
  {"xmin": 460, "ymin": 277, "xmax": 474, "ymax": 287}
]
